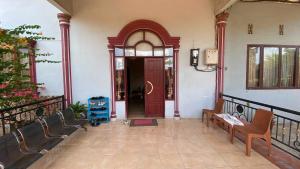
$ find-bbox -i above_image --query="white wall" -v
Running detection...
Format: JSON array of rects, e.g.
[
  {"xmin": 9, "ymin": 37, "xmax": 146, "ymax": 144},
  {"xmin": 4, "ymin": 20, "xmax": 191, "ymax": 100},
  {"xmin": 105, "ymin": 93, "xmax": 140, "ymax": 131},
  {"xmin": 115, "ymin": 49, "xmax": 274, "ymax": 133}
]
[
  {"xmin": 224, "ymin": 2, "xmax": 300, "ymax": 111},
  {"xmin": 70, "ymin": 0, "xmax": 217, "ymax": 118},
  {"xmin": 0, "ymin": 0, "xmax": 64, "ymax": 96}
]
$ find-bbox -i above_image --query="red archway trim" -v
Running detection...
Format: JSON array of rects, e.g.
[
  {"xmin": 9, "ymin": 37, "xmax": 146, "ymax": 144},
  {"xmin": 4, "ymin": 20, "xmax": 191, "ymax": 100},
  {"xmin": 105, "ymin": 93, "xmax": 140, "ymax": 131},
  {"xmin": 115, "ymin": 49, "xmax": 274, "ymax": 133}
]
[
  {"xmin": 108, "ymin": 19, "xmax": 180, "ymax": 49},
  {"xmin": 107, "ymin": 19, "xmax": 181, "ymax": 120}
]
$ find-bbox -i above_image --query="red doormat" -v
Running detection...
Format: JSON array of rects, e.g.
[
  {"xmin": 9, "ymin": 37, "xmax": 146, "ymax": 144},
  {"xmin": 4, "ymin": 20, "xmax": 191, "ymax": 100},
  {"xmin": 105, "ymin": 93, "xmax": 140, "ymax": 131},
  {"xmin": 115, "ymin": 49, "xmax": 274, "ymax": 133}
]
[{"xmin": 130, "ymin": 119, "xmax": 158, "ymax": 127}]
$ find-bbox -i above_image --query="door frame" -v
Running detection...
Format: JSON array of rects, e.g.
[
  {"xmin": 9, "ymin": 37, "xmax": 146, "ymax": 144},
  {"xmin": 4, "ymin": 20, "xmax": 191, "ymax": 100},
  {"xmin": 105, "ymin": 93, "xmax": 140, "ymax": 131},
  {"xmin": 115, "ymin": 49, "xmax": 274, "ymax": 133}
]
[
  {"xmin": 107, "ymin": 20, "xmax": 180, "ymax": 120},
  {"xmin": 125, "ymin": 57, "xmax": 165, "ymax": 119}
]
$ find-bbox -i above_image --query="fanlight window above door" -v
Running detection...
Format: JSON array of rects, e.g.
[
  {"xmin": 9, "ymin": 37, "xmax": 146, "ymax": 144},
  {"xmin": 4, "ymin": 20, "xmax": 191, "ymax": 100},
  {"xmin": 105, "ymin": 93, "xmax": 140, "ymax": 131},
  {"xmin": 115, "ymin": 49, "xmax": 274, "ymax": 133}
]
[
  {"xmin": 113, "ymin": 30, "xmax": 176, "ymax": 101},
  {"xmin": 114, "ymin": 30, "xmax": 172, "ymax": 57}
]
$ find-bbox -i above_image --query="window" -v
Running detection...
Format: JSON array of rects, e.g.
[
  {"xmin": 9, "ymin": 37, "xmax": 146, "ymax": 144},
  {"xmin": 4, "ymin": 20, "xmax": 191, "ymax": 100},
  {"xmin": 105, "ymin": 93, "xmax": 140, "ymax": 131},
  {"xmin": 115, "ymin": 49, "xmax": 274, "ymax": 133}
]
[{"xmin": 247, "ymin": 45, "xmax": 300, "ymax": 89}]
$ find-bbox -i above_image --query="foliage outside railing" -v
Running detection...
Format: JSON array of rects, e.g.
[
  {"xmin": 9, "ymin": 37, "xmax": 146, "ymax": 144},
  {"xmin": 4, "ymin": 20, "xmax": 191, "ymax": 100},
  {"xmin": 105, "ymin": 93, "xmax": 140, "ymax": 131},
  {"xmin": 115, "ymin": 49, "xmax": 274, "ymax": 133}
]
[
  {"xmin": 0, "ymin": 25, "xmax": 58, "ymax": 109},
  {"xmin": 0, "ymin": 95, "xmax": 65, "ymax": 136},
  {"xmin": 221, "ymin": 93, "xmax": 300, "ymax": 159}
]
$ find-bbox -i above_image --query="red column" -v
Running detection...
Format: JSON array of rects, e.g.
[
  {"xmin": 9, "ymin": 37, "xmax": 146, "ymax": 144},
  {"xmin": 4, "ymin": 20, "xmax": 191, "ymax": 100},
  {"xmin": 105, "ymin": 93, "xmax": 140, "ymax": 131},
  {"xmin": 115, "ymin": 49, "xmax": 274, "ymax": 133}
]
[
  {"xmin": 28, "ymin": 40, "xmax": 37, "ymax": 85},
  {"xmin": 216, "ymin": 12, "xmax": 229, "ymax": 100},
  {"xmin": 58, "ymin": 13, "xmax": 73, "ymax": 107},
  {"xmin": 109, "ymin": 48, "xmax": 117, "ymax": 120},
  {"xmin": 28, "ymin": 40, "xmax": 38, "ymax": 98},
  {"xmin": 174, "ymin": 49, "xmax": 180, "ymax": 119}
]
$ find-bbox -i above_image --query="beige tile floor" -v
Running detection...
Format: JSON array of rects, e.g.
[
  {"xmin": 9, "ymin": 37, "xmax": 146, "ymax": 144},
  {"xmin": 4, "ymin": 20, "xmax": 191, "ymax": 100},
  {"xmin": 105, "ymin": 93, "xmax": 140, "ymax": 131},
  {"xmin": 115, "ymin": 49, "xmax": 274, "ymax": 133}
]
[{"xmin": 29, "ymin": 119, "xmax": 279, "ymax": 169}]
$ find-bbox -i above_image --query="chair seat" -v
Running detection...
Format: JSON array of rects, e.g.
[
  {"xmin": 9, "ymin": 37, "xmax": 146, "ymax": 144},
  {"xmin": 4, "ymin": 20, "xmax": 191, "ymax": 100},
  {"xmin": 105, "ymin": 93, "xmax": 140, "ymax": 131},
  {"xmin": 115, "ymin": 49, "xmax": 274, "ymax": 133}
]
[
  {"xmin": 234, "ymin": 124, "xmax": 265, "ymax": 135},
  {"xmin": 65, "ymin": 119, "xmax": 88, "ymax": 127},
  {"xmin": 52, "ymin": 126, "xmax": 77, "ymax": 136},
  {"xmin": 40, "ymin": 138, "xmax": 63, "ymax": 151},
  {"xmin": 6, "ymin": 153, "xmax": 42, "ymax": 169}
]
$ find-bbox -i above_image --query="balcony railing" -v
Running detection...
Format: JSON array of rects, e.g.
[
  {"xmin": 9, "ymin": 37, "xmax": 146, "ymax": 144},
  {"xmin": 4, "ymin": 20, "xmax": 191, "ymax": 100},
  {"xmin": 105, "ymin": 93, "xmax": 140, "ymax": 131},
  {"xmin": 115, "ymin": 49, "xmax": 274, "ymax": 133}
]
[
  {"xmin": 221, "ymin": 93, "xmax": 300, "ymax": 159},
  {"xmin": 0, "ymin": 95, "xmax": 65, "ymax": 136}
]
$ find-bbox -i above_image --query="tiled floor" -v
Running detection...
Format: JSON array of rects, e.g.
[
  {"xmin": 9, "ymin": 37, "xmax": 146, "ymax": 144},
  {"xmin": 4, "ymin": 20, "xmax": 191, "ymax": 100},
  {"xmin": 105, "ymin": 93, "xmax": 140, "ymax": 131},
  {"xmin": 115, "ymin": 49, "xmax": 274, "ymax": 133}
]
[{"xmin": 29, "ymin": 119, "xmax": 279, "ymax": 169}]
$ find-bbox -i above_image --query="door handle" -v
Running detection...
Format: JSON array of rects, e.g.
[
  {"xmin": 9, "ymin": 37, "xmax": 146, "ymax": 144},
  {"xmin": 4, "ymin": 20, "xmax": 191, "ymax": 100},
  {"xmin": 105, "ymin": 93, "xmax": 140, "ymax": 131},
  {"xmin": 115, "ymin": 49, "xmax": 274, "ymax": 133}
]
[{"xmin": 146, "ymin": 81, "xmax": 154, "ymax": 95}]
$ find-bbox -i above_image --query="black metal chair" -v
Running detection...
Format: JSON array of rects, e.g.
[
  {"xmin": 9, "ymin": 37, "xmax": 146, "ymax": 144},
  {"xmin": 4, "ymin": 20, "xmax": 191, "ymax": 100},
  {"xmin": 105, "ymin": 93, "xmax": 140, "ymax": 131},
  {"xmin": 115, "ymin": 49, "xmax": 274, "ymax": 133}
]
[
  {"xmin": 0, "ymin": 133, "xmax": 42, "ymax": 169},
  {"xmin": 17, "ymin": 122, "xmax": 63, "ymax": 152},
  {"xmin": 59, "ymin": 108, "xmax": 88, "ymax": 131},
  {"xmin": 43, "ymin": 113, "xmax": 77, "ymax": 137}
]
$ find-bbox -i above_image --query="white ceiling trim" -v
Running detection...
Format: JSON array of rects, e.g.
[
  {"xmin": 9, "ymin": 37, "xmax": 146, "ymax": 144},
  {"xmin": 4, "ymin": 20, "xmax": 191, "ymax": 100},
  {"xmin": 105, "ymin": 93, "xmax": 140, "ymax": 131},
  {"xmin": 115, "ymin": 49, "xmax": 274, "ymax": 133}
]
[
  {"xmin": 215, "ymin": 0, "xmax": 239, "ymax": 14},
  {"xmin": 47, "ymin": 0, "xmax": 72, "ymax": 15}
]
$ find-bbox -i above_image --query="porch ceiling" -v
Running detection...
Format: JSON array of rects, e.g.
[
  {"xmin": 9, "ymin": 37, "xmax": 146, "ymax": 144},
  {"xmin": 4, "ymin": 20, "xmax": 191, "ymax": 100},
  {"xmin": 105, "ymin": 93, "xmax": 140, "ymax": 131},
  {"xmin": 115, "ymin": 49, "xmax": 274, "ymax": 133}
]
[
  {"xmin": 47, "ymin": 0, "xmax": 73, "ymax": 15},
  {"xmin": 47, "ymin": 0, "xmax": 238, "ymax": 16},
  {"xmin": 215, "ymin": 0, "xmax": 239, "ymax": 14}
]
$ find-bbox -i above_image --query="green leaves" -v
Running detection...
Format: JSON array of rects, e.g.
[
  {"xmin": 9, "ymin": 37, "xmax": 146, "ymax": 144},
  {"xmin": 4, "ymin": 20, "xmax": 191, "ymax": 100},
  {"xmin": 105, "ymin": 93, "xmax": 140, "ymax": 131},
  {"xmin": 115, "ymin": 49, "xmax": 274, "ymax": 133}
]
[{"xmin": 0, "ymin": 25, "xmax": 57, "ymax": 109}]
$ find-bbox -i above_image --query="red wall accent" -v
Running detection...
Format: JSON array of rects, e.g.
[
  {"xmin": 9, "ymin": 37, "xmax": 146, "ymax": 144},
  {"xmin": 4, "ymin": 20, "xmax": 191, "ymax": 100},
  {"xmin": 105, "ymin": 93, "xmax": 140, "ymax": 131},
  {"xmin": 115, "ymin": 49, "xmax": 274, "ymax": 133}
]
[{"xmin": 108, "ymin": 20, "xmax": 180, "ymax": 48}]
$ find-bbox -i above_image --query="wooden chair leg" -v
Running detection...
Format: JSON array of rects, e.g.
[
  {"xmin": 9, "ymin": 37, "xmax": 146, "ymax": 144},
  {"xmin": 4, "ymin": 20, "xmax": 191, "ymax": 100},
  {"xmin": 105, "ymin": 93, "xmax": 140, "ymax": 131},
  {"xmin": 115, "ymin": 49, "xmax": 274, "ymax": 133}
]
[
  {"xmin": 202, "ymin": 112, "xmax": 205, "ymax": 122},
  {"xmin": 206, "ymin": 113, "xmax": 210, "ymax": 127},
  {"xmin": 230, "ymin": 128, "xmax": 235, "ymax": 144},
  {"xmin": 246, "ymin": 135, "xmax": 252, "ymax": 156},
  {"xmin": 265, "ymin": 134, "xmax": 272, "ymax": 156}
]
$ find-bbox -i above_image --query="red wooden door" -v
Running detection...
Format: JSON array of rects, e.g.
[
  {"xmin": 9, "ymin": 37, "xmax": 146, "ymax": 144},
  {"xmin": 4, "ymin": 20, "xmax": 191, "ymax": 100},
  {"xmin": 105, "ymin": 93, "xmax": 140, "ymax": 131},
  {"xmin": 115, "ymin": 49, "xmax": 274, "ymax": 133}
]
[{"xmin": 144, "ymin": 58, "xmax": 164, "ymax": 117}]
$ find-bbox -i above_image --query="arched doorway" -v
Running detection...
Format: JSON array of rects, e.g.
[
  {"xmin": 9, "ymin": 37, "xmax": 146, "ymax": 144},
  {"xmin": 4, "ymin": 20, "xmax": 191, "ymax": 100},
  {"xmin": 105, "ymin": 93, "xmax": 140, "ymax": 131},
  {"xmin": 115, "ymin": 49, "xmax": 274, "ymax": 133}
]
[{"xmin": 108, "ymin": 20, "xmax": 180, "ymax": 119}]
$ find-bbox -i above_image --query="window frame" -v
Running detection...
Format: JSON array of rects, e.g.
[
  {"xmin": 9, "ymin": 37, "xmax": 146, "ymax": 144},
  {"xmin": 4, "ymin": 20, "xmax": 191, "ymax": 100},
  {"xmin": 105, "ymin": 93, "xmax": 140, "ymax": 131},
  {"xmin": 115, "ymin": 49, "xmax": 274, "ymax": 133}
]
[
  {"xmin": 246, "ymin": 44, "xmax": 300, "ymax": 90},
  {"xmin": 113, "ymin": 30, "xmax": 176, "ymax": 101}
]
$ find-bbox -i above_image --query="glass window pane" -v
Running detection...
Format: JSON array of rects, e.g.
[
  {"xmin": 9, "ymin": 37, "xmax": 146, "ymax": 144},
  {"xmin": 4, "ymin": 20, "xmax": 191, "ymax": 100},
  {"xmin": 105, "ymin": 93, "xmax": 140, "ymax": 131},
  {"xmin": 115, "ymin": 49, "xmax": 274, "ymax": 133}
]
[
  {"xmin": 165, "ymin": 48, "xmax": 173, "ymax": 56},
  {"xmin": 115, "ymin": 58, "xmax": 125, "ymax": 101},
  {"xmin": 281, "ymin": 48, "xmax": 296, "ymax": 87},
  {"xmin": 145, "ymin": 31, "xmax": 163, "ymax": 46},
  {"xmin": 248, "ymin": 47, "xmax": 260, "ymax": 88},
  {"xmin": 125, "ymin": 48, "xmax": 135, "ymax": 56},
  {"xmin": 136, "ymin": 43, "xmax": 153, "ymax": 56},
  {"xmin": 115, "ymin": 58, "xmax": 124, "ymax": 70},
  {"xmin": 165, "ymin": 57, "xmax": 174, "ymax": 100},
  {"xmin": 126, "ymin": 31, "xmax": 143, "ymax": 46},
  {"xmin": 263, "ymin": 47, "xmax": 279, "ymax": 88},
  {"xmin": 115, "ymin": 48, "xmax": 124, "ymax": 56},
  {"xmin": 154, "ymin": 48, "xmax": 164, "ymax": 56},
  {"xmin": 165, "ymin": 57, "xmax": 173, "ymax": 69}
]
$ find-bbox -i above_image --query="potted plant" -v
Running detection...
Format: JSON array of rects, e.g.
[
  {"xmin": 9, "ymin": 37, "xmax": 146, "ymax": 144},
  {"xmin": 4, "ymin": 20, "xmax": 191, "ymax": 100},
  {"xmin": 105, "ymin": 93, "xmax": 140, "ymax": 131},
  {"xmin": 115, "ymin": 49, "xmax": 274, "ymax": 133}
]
[{"xmin": 69, "ymin": 101, "xmax": 87, "ymax": 119}]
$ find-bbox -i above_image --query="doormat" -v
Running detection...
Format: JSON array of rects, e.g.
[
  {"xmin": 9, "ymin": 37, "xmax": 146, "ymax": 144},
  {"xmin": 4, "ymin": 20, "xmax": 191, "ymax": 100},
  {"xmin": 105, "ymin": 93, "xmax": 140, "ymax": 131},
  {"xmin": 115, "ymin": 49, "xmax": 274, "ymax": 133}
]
[{"xmin": 130, "ymin": 119, "xmax": 158, "ymax": 127}]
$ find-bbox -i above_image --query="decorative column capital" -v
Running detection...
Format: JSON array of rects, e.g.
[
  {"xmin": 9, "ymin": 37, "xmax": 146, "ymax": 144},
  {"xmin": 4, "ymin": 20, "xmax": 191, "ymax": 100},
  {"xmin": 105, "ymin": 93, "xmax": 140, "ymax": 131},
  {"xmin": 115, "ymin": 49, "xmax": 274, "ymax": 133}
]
[
  {"xmin": 57, "ymin": 13, "xmax": 71, "ymax": 25},
  {"xmin": 216, "ymin": 12, "xmax": 229, "ymax": 26}
]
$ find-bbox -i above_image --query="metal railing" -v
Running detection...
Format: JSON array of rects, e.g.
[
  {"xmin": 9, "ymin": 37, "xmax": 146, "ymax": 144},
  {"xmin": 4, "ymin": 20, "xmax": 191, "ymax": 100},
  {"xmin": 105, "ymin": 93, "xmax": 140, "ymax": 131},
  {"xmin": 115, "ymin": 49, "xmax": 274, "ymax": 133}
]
[
  {"xmin": 0, "ymin": 95, "xmax": 65, "ymax": 136},
  {"xmin": 221, "ymin": 94, "xmax": 300, "ymax": 159}
]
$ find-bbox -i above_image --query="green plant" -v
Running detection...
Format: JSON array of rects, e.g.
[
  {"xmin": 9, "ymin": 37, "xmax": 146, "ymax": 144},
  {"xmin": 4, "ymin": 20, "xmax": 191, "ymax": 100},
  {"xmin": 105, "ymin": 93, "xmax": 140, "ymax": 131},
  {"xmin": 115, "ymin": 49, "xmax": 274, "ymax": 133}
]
[
  {"xmin": 70, "ymin": 101, "xmax": 87, "ymax": 119},
  {"xmin": 0, "ymin": 25, "xmax": 58, "ymax": 109}
]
